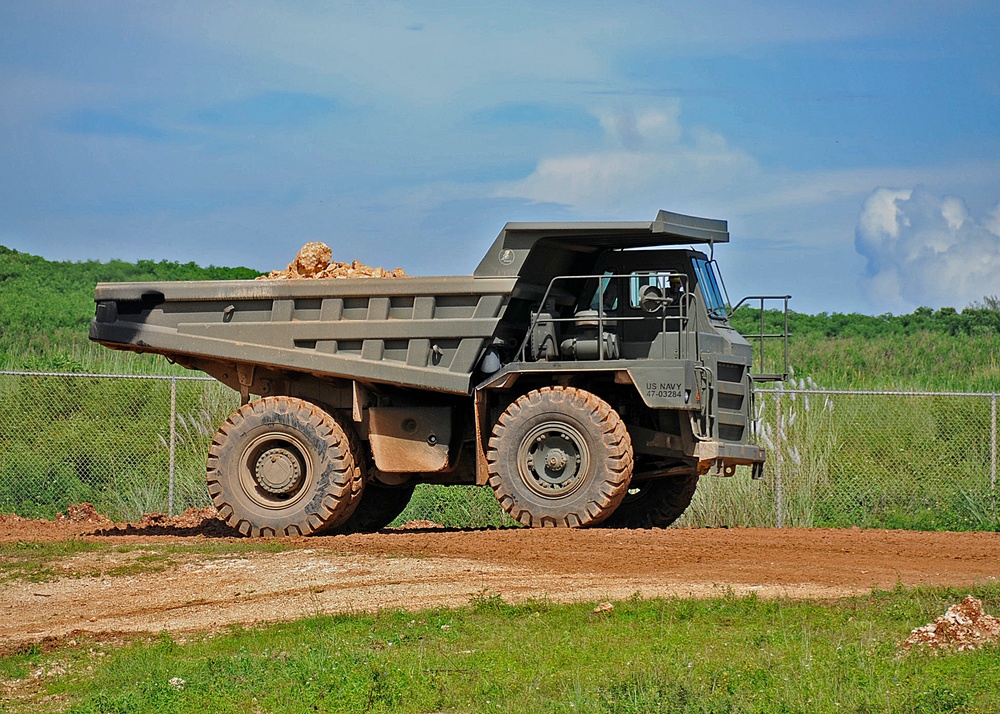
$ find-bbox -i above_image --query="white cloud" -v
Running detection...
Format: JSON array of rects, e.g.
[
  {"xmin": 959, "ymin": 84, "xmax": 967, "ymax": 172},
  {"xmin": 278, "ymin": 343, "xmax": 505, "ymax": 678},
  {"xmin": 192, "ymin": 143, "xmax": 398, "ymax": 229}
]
[
  {"xmin": 493, "ymin": 106, "xmax": 757, "ymax": 215},
  {"xmin": 855, "ymin": 187, "xmax": 1000, "ymax": 311},
  {"xmin": 856, "ymin": 187, "xmax": 912, "ymax": 242},
  {"xmin": 984, "ymin": 204, "xmax": 1000, "ymax": 236},
  {"xmin": 595, "ymin": 104, "xmax": 683, "ymax": 150}
]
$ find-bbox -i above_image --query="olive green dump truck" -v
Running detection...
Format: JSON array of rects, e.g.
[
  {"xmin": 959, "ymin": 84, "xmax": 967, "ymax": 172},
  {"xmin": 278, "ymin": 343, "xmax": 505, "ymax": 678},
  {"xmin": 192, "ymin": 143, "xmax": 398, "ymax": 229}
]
[{"xmin": 90, "ymin": 210, "xmax": 787, "ymax": 536}]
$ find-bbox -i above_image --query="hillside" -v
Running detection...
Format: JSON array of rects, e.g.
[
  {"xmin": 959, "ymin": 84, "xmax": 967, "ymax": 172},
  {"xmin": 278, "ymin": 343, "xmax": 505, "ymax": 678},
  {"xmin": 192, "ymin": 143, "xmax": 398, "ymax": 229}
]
[
  {"xmin": 0, "ymin": 246, "xmax": 260, "ymax": 373},
  {"xmin": 2, "ymin": 245, "xmax": 998, "ymax": 390}
]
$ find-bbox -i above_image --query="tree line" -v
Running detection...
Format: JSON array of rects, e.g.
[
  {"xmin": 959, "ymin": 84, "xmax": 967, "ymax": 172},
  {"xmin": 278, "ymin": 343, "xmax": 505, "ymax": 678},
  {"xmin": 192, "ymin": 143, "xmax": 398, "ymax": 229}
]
[{"xmin": 0, "ymin": 246, "xmax": 260, "ymax": 372}]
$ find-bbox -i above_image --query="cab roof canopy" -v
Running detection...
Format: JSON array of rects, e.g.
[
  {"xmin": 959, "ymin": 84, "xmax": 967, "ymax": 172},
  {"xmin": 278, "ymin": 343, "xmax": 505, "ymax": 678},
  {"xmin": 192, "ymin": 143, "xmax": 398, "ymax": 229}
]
[{"xmin": 474, "ymin": 210, "xmax": 729, "ymax": 278}]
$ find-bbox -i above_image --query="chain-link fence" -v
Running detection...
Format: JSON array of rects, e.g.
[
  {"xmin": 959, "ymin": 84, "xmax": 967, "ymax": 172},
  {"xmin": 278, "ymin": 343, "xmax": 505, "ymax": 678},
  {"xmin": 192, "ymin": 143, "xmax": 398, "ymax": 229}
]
[
  {"xmin": 679, "ymin": 386, "xmax": 998, "ymax": 531},
  {"xmin": 0, "ymin": 371, "xmax": 236, "ymax": 521},
  {"xmin": 1, "ymin": 371, "xmax": 997, "ymax": 530}
]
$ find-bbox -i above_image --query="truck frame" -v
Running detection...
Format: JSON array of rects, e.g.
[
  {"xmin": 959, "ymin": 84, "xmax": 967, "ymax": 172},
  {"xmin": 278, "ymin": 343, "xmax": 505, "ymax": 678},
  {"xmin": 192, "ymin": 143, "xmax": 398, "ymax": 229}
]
[{"xmin": 90, "ymin": 210, "xmax": 787, "ymax": 535}]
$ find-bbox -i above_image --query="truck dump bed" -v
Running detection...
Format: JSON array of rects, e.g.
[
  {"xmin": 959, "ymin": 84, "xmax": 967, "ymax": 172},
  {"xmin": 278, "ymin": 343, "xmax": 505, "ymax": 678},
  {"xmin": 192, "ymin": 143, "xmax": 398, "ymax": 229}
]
[{"xmin": 92, "ymin": 275, "xmax": 517, "ymax": 394}]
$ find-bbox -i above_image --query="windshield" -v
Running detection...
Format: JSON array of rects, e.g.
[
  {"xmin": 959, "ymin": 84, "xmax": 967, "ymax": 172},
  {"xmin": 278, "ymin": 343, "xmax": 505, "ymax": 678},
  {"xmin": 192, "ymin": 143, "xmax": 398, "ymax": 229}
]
[{"xmin": 691, "ymin": 256, "xmax": 728, "ymax": 319}]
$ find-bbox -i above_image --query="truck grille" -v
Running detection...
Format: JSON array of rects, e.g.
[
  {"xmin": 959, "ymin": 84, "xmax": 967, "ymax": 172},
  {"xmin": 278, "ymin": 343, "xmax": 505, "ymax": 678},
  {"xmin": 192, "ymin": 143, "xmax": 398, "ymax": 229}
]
[{"xmin": 714, "ymin": 359, "xmax": 749, "ymax": 443}]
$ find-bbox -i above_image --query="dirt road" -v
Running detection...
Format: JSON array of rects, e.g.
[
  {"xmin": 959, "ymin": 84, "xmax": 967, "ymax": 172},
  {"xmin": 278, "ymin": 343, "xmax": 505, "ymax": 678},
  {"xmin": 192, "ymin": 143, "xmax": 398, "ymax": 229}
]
[{"xmin": 2, "ymin": 510, "xmax": 998, "ymax": 648}]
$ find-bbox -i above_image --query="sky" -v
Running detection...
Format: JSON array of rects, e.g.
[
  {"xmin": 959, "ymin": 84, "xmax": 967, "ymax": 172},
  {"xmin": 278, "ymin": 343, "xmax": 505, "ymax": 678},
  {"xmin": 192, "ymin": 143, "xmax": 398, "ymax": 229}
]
[{"xmin": 1, "ymin": 1, "xmax": 998, "ymax": 315}]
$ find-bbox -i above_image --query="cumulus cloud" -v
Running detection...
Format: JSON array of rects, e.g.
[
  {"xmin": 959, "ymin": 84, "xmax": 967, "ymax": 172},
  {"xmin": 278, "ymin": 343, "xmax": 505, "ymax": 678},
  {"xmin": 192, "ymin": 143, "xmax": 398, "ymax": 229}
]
[
  {"xmin": 855, "ymin": 187, "xmax": 1000, "ymax": 312},
  {"xmin": 494, "ymin": 105, "xmax": 757, "ymax": 215},
  {"xmin": 595, "ymin": 105, "xmax": 683, "ymax": 151}
]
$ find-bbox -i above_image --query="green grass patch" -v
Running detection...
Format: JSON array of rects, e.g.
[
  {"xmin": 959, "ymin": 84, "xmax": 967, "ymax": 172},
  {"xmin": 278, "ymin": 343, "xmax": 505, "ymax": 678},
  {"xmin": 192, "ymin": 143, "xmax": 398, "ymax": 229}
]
[
  {"xmin": 0, "ymin": 539, "xmax": 107, "ymax": 583},
  {"xmin": 5, "ymin": 585, "xmax": 1000, "ymax": 713},
  {"xmin": 0, "ymin": 245, "xmax": 259, "ymax": 374},
  {"xmin": 0, "ymin": 539, "xmax": 295, "ymax": 585},
  {"xmin": 392, "ymin": 484, "xmax": 518, "ymax": 529},
  {"xmin": 730, "ymin": 308, "xmax": 1000, "ymax": 392}
]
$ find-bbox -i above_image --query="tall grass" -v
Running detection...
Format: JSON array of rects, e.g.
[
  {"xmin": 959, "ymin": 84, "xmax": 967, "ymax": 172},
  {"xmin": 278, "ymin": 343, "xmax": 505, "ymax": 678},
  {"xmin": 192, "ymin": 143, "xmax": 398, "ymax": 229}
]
[
  {"xmin": 769, "ymin": 385, "xmax": 990, "ymax": 531},
  {"xmin": 790, "ymin": 331, "xmax": 1000, "ymax": 392},
  {"xmin": 730, "ymin": 306, "xmax": 1000, "ymax": 392},
  {"xmin": 0, "ymin": 330, "xmax": 191, "ymax": 375},
  {"xmin": 677, "ymin": 376, "xmax": 841, "ymax": 528},
  {"xmin": 674, "ymin": 375, "xmax": 999, "ymax": 531}
]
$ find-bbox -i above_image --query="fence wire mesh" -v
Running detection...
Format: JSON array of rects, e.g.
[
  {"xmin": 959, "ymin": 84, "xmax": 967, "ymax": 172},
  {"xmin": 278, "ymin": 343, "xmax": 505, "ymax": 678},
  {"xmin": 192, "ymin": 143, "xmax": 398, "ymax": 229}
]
[
  {"xmin": 675, "ymin": 385, "xmax": 998, "ymax": 531},
  {"xmin": 0, "ymin": 371, "xmax": 237, "ymax": 520},
  {"xmin": 0, "ymin": 371, "xmax": 997, "ymax": 530}
]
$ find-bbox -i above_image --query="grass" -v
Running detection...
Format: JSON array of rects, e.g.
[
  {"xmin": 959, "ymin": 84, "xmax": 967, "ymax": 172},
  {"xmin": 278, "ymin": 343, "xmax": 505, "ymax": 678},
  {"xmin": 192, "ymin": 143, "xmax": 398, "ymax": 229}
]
[
  {"xmin": 729, "ymin": 307, "xmax": 1000, "ymax": 393},
  {"xmin": 784, "ymin": 331, "xmax": 1000, "ymax": 393},
  {"xmin": 0, "ymin": 374, "xmax": 236, "ymax": 521},
  {"xmin": 750, "ymin": 383, "xmax": 998, "ymax": 531},
  {"xmin": 2, "ymin": 328, "xmax": 999, "ymax": 531},
  {"xmin": 0, "ymin": 539, "xmax": 294, "ymax": 585},
  {"xmin": 0, "ymin": 540, "xmax": 107, "ymax": 584},
  {"xmin": 3, "ymin": 369, "xmax": 997, "ymax": 530},
  {"xmin": 2, "ymin": 584, "xmax": 999, "ymax": 712},
  {"xmin": 393, "ymin": 484, "xmax": 517, "ymax": 529},
  {"xmin": 0, "ymin": 540, "xmax": 185, "ymax": 584}
]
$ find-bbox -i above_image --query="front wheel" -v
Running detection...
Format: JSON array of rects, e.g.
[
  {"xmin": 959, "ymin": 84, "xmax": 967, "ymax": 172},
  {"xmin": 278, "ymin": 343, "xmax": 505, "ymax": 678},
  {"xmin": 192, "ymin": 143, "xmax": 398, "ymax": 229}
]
[
  {"xmin": 207, "ymin": 396, "xmax": 365, "ymax": 537},
  {"xmin": 487, "ymin": 387, "xmax": 633, "ymax": 527}
]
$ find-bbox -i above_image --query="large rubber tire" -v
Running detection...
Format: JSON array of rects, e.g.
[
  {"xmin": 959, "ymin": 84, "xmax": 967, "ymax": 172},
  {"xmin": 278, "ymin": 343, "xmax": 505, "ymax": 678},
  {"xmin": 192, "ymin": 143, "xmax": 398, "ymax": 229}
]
[
  {"xmin": 602, "ymin": 474, "xmax": 699, "ymax": 529},
  {"xmin": 329, "ymin": 482, "xmax": 416, "ymax": 535},
  {"xmin": 207, "ymin": 396, "xmax": 365, "ymax": 537},
  {"xmin": 487, "ymin": 386, "xmax": 633, "ymax": 527}
]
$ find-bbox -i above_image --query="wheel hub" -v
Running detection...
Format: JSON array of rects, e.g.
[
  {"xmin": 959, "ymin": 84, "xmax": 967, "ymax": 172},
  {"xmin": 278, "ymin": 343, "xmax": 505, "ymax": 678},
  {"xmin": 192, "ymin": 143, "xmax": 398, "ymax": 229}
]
[
  {"xmin": 544, "ymin": 448, "xmax": 569, "ymax": 472},
  {"xmin": 253, "ymin": 447, "xmax": 304, "ymax": 495},
  {"xmin": 518, "ymin": 424, "xmax": 590, "ymax": 498}
]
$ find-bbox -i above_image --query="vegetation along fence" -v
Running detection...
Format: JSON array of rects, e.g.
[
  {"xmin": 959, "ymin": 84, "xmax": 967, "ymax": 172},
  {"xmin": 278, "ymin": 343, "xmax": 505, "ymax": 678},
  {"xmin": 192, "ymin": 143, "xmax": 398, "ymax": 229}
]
[{"xmin": 0, "ymin": 371, "xmax": 997, "ymax": 531}]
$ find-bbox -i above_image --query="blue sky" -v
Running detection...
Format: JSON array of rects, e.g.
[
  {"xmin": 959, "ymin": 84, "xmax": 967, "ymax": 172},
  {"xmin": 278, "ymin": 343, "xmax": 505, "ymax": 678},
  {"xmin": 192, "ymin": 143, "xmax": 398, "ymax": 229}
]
[{"xmin": 1, "ymin": 1, "xmax": 998, "ymax": 314}]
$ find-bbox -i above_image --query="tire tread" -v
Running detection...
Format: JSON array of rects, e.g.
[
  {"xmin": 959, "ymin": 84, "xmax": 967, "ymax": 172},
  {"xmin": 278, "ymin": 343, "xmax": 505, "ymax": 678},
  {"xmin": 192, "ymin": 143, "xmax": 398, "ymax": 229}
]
[{"xmin": 486, "ymin": 386, "xmax": 632, "ymax": 528}]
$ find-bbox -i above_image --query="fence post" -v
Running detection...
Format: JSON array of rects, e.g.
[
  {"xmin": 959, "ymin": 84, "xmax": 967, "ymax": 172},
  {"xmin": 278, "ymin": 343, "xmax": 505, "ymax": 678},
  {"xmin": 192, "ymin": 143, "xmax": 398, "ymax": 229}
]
[
  {"xmin": 775, "ymin": 390, "xmax": 784, "ymax": 528},
  {"xmin": 169, "ymin": 377, "xmax": 177, "ymax": 517},
  {"xmin": 992, "ymin": 394, "xmax": 997, "ymax": 525}
]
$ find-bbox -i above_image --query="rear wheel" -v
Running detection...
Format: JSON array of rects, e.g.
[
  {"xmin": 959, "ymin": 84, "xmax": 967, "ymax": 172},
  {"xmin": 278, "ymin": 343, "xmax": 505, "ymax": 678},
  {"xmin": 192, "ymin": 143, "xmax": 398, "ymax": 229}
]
[
  {"xmin": 207, "ymin": 396, "xmax": 364, "ymax": 537},
  {"xmin": 329, "ymin": 482, "xmax": 416, "ymax": 534},
  {"xmin": 603, "ymin": 474, "xmax": 699, "ymax": 529},
  {"xmin": 487, "ymin": 387, "xmax": 633, "ymax": 527}
]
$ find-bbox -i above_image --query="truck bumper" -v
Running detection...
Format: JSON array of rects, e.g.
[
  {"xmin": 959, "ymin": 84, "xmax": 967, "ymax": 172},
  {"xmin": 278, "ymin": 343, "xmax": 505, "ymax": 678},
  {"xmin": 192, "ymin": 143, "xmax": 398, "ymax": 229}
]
[{"xmin": 693, "ymin": 441, "xmax": 766, "ymax": 479}]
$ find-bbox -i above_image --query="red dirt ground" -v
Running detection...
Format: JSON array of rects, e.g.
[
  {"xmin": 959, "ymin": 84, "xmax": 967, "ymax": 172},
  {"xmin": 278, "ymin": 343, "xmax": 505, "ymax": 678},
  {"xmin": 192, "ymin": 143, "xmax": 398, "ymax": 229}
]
[{"xmin": 2, "ymin": 507, "xmax": 998, "ymax": 648}]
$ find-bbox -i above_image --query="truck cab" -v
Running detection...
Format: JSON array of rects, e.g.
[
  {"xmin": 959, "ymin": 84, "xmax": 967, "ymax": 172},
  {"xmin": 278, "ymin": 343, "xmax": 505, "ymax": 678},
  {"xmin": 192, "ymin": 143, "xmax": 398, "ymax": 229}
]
[{"xmin": 465, "ymin": 212, "xmax": 786, "ymax": 528}]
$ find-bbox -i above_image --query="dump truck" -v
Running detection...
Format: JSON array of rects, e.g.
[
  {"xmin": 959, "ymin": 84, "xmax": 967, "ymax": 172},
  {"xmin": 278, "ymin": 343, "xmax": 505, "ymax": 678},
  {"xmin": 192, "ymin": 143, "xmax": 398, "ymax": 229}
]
[{"xmin": 90, "ymin": 210, "xmax": 788, "ymax": 536}]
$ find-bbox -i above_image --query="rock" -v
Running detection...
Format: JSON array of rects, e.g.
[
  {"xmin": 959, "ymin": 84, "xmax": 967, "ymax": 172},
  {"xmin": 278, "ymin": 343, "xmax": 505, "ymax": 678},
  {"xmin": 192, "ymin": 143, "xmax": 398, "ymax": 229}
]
[
  {"xmin": 901, "ymin": 595, "xmax": 1000, "ymax": 652},
  {"xmin": 257, "ymin": 243, "xmax": 407, "ymax": 280}
]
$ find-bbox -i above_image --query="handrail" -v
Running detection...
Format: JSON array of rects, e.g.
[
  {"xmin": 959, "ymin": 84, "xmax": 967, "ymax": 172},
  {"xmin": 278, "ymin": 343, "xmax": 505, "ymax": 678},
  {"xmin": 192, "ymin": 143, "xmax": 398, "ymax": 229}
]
[
  {"xmin": 516, "ymin": 272, "xmax": 694, "ymax": 363},
  {"xmin": 729, "ymin": 295, "xmax": 791, "ymax": 381}
]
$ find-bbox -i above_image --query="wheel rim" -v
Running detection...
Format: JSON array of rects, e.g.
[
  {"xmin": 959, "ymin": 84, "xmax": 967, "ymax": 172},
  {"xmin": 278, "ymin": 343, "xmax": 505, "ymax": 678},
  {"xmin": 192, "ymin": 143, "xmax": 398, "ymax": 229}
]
[
  {"xmin": 238, "ymin": 432, "xmax": 313, "ymax": 509},
  {"xmin": 516, "ymin": 421, "xmax": 591, "ymax": 499}
]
